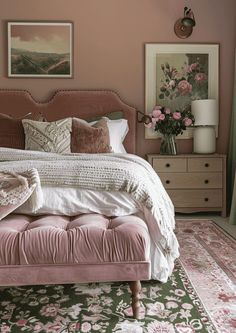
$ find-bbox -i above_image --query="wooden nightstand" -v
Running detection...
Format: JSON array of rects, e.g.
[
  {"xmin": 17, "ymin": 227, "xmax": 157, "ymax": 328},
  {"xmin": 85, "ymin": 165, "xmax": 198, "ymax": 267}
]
[{"xmin": 147, "ymin": 154, "xmax": 227, "ymax": 217}]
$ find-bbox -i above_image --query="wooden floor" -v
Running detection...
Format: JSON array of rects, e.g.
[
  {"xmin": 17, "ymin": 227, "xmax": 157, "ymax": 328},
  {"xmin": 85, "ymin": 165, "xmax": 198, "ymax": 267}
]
[{"xmin": 176, "ymin": 213, "xmax": 236, "ymax": 239}]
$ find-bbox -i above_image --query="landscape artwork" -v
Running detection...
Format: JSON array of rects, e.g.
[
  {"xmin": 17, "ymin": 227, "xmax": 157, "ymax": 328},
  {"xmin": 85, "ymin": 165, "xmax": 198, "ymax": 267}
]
[
  {"xmin": 156, "ymin": 53, "xmax": 209, "ymax": 112},
  {"xmin": 8, "ymin": 22, "xmax": 72, "ymax": 77}
]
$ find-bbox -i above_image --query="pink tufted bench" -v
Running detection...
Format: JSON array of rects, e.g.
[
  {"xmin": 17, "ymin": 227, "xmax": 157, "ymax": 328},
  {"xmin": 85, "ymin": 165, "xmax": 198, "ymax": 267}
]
[{"xmin": 0, "ymin": 213, "xmax": 151, "ymax": 318}]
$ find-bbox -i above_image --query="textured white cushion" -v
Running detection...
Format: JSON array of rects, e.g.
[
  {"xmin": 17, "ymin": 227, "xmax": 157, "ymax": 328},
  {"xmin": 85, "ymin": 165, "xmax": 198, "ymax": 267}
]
[{"xmin": 22, "ymin": 118, "xmax": 72, "ymax": 153}]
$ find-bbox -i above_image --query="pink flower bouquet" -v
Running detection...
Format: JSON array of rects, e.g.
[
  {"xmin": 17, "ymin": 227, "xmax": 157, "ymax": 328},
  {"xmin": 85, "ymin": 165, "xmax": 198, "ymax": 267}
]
[{"xmin": 147, "ymin": 105, "xmax": 195, "ymax": 137}]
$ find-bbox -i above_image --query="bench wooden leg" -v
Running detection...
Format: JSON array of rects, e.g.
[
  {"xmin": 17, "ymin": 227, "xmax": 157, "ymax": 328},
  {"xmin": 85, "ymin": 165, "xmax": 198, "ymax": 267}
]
[{"xmin": 129, "ymin": 280, "xmax": 141, "ymax": 319}]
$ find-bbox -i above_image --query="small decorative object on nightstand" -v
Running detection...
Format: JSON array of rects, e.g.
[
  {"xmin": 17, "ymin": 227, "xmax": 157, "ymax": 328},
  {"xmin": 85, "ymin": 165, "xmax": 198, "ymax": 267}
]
[{"xmin": 147, "ymin": 154, "xmax": 226, "ymax": 217}]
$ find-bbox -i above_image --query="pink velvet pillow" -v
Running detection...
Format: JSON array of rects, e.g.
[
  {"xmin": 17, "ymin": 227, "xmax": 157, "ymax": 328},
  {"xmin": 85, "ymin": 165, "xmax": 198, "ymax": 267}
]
[
  {"xmin": 71, "ymin": 118, "xmax": 112, "ymax": 153},
  {"xmin": 0, "ymin": 113, "xmax": 25, "ymax": 149},
  {"xmin": 0, "ymin": 112, "xmax": 45, "ymax": 150}
]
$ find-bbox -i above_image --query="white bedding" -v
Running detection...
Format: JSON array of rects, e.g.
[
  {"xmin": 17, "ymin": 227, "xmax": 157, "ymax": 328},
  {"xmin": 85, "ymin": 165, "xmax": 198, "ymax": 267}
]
[{"xmin": 16, "ymin": 187, "xmax": 139, "ymax": 216}]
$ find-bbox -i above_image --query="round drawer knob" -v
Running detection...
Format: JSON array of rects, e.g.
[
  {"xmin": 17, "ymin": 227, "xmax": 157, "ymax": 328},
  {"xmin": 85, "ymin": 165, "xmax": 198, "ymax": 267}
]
[
  {"xmin": 166, "ymin": 180, "xmax": 170, "ymax": 184},
  {"xmin": 204, "ymin": 198, "xmax": 209, "ymax": 202},
  {"xmin": 205, "ymin": 163, "xmax": 209, "ymax": 167},
  {"xmin": 166, "ymin": 163, "xmax": 170, "ymax": 168},
  {"xmin": 204, "ymin": 180, "xmax": 209, "ymax": 184}
]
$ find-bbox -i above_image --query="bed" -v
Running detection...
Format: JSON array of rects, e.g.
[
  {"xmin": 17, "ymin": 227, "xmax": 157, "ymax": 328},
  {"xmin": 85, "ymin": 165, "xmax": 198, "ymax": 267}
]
[{"xmin": 0, "ymin": 89, "xmax": 179, "ymax": 319}]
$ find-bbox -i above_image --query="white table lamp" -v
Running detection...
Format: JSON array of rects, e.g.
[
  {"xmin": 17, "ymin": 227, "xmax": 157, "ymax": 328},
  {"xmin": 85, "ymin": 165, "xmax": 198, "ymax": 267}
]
[{"xmin": 191, "ymin": 99, "xmax": 218, "ymax": 154}]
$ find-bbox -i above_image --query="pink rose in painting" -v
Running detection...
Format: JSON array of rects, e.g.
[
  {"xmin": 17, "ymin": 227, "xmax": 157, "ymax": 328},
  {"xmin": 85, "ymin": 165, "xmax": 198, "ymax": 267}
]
[
  {"xmin": 188, "ymin": 62, "xmax": 199, "ymax": 72},
  {"xmin": 154, "ymin": 105, "xmax": 162, "ymax": 110},
  {"xmin": 184, "ymin": 118, "xmax": 193, "ymax": 126},
  {"xmin": 195, "ymin": 72, "xmax": 207, "ymax": 83},
  {"xmin": 177, "ymin": 80, "xmax": 192, "ymax": 96},
  {"xmin": 159, "ymin": 114, "xmax": 165, "ymax": 120},
  {"xmin": 173, "ymin": 112, "xmax": 181, "ymax": 120},
  {"xmin": 152, "ymin": 109, "xmax": 162, "ymax": 118},
  {"xmin": 165, "ymin": 108, "xmax": 171, "ymax": 114},
  {"xmin": 16, "ymin": 319, "xmax": 28, "ymax": 327}
]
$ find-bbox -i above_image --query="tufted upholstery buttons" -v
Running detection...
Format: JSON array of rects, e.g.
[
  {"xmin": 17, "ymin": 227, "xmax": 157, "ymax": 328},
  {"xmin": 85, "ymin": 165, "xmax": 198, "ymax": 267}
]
[{"xmin": 0, "ymin": 214, "xmax": 150, "ymax": 266}]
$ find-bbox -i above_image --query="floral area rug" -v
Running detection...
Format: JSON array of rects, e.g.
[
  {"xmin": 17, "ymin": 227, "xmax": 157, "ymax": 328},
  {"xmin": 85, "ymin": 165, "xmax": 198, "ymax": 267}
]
[
  {"xmin": 176, "ymin": 220, "xmax": 236, "ymax": 333},
  {"xmin": 0, "ymin": 219, "xmax": 235, "ymax": 333}
]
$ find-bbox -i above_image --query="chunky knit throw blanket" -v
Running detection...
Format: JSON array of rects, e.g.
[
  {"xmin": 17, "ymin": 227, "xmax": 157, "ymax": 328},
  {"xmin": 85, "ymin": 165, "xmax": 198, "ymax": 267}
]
[
  {"xmin": 0, "ymin": 148, "xmax": 179, "ymax": 280},
  {"xmin": 0, "ymin": 168, "xmax": 42, "ymax": 220}
]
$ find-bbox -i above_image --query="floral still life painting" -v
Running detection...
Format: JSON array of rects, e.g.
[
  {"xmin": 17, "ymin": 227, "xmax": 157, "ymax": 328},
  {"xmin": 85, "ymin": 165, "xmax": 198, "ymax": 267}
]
[
  {"xmin": 145, "ymin": 44, "xmax": 219, "ymax": 139},
  {"xmin": 156, "ymin": 53, "xmax": 208, "ymax": 113}
]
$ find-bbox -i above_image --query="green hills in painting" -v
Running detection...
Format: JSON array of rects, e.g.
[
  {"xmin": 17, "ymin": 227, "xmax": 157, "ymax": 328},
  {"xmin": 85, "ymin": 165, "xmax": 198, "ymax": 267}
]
[{"xmin": 11, "ymin": 48, "xmax": 70, "ymax": 75}]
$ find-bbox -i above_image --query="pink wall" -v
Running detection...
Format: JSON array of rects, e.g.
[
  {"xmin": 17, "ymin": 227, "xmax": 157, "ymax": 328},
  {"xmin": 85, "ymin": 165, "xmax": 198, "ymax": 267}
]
[{"xmin": 1, "ymin": 0, "xmax": 236, "ymax": 156}]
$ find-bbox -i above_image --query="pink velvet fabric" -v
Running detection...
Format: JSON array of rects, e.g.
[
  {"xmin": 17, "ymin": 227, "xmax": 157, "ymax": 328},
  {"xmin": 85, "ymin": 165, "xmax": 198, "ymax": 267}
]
[
  {"xmin": 71, "ymin": 118, "xmax": 111, "ymax": 153},
  {"xmin": 0, "ymin": 262, "xmax": 150, "ymax": 286},
  {"xmin": 0, "ymin": 90, "xmax": 137, "ymax": 153},
  {"xmin": 0, "ymin": 214, "xmax": 150, "ymax": 266}
]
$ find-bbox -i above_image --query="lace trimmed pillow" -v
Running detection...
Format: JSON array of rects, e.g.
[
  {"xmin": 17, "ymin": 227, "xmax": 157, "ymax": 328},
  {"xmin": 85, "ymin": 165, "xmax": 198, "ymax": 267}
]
[{"xmin": 22, "ymin": 118, "xmax": 72, "ymax": 153}]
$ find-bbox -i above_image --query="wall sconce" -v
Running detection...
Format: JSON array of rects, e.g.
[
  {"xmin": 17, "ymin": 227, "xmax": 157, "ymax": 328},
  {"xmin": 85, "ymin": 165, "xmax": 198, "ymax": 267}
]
[
  {"xmin": 174, "ymin": 7, "xmax": 196, "ymax": 39},
  {"xmin": 137, "ymin": 110, "xmax": 152, "ymax": 125}
]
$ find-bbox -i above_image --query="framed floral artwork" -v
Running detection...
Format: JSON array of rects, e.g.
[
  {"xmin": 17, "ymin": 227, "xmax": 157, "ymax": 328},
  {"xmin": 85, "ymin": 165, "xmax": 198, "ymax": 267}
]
[
  {"xmin": 8, "ymin": 22, "xmax": 73, "ymax": 78},
  {"xmin": 145, "ymin": 43, "xmax": 219, "ymax": 139}
]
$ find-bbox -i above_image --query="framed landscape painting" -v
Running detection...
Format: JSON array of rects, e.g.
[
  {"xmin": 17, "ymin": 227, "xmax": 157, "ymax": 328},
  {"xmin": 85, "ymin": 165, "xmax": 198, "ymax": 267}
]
[
  {"xmin": 145, "ymin": 43, "xmax": 219, "ymax": 139},
  {"xmin": 8, "ymin": 22, "xmax": 73, "ymax": 78}
]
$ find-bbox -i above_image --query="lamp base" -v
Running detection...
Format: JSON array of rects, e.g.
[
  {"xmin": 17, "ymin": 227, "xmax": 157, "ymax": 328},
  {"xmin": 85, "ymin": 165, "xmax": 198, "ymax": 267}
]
[{"xmin": 193, "ymin": 127, "xmax": 216, "ymax": 154}]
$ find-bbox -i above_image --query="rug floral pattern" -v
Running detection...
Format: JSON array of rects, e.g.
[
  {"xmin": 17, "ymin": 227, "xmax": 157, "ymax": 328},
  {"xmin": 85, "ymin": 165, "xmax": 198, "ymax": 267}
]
[
  {"xmin": 176, "ymin": 220, "xmax": 236, "ymax": 333},
  {"xmin": 0, "ymin": 220, "xmax": 235, "ymax": 333}
]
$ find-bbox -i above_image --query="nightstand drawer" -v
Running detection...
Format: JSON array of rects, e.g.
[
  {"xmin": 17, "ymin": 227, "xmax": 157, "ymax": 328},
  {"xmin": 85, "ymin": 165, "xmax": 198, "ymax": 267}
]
[
  {"xmin": 188, "ymin": 158, "xmax": 222, "ymax": 172},
  {"xmin": 159, "ymin": 172, "xmax": 222, "ymax": 189},
  {"xmin": 168, "ymin": 189, "xmax": 222, "ymax": 207},
  {"xmin": 152, "ymin": 158, "xmax": 187, "ymax": 173}
]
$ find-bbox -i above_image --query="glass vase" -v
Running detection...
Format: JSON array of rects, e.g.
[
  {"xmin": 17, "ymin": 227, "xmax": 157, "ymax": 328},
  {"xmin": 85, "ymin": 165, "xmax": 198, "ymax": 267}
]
[{"xmin": 160, "ymin": 134, "xmax": 177, "ymax": 155}]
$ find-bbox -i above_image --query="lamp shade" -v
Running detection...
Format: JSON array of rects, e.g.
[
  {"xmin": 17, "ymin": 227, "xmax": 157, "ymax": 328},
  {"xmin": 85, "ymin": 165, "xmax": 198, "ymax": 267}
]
[{"xmin": 191, "ymin": 99, "xmax": 218, "ymax": 126}]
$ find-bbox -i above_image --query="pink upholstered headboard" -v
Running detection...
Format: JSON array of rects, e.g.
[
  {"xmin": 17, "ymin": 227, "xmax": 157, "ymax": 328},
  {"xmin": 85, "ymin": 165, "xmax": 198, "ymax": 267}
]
[{"xmin": 0, "ymin": 89, "xmax": 137, "ymax": 153}]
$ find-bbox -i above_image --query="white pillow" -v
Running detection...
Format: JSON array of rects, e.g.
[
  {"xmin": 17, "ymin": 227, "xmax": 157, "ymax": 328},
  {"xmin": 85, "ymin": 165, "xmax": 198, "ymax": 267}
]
[
  {"xmin": 102, "ymin": 118, "xmax": 129, "ymax": 153},
  {"xmin": 73, "ymin": 117, "xmax": 129, "ymax": 153}
]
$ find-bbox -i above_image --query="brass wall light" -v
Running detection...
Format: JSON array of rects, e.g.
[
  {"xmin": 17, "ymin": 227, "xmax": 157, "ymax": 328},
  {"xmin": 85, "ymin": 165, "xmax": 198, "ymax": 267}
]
[{"xmin": 174, "ymin": 7, "xmax": 196, "ymax": 39}]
